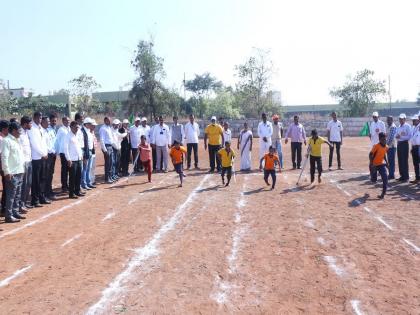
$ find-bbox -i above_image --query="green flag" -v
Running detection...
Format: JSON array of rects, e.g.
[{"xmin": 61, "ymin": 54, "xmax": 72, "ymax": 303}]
[
  {"xmin": 129, "ymin": 113, "xmax": 134, "ymax": 125},
  {"xmin": 359, "ymin": 122, "xmax": 370, "ymax": 136}
]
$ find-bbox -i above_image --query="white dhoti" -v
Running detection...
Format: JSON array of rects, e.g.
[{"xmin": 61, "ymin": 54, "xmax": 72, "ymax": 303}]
[
  {"xmin": 259, "ymin": 138, "xmax": 271, "ymax": 160},
  {"xmin": 239, "ymin": 130, "xmax": 253, "ymax": 170}
]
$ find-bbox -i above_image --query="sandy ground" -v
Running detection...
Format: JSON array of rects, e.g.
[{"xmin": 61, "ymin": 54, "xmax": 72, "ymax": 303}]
[{"xmin": 0, "ymin": 137, "xmax": 419, "ymax": 315}]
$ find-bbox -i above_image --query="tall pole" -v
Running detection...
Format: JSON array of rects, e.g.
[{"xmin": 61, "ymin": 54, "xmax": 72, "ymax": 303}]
[
  {"xmin": 388, "ymin": 74, "xmax": 392, "ymax": 111},
  {"xmin": 183, "ymin": 72, "xmax": 186, "ymax": 100}
]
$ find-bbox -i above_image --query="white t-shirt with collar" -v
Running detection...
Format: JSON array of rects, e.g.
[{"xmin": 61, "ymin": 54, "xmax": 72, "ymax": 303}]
[{"xmin": 327, "ymin": 120, "xmax": 344, "ymax": 142}]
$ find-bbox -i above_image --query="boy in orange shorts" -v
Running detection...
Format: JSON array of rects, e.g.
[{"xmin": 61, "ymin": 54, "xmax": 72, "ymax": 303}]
[
  {"xmin": 259, "ymin": 146, "xmax": 280, "ymax": 190},
  {"xmin": 370, "ymin": 132, "xmax": 389, "ymax": 199},
  {"xmin": 170, "ymin": 140, "xmax": 187, "ymax": 187}
]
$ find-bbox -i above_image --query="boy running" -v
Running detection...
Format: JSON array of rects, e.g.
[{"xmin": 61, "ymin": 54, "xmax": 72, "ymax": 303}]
[
  {"xmin": 217, "ymin": 141, "xmax": 235, "ymax": 186},
  {"xmin": 259, "ymin": 146, "xmax": 280, "ymax": 190},
  {"xmin": 138, "ymin": 135, "xmax": 152, "ymax": 182},
  {"xmin": 369, "ymin": 132, "xmax": 389, "ymax": 199},
  {"xmin": 170, "ymin": 140, "xmax": 187, "ymax": 187},
  {"xmin": 308, "ymin": 129, "xmax": 332, "ymax": 184}
]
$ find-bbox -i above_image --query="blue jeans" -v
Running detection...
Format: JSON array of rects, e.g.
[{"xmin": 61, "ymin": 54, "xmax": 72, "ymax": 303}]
[
  {"xmin": 81, "ymin": 155, "xmax": 93, "ymax": 188},
  {"xmin": 273, "ymin": 140, "xmax": 284, "ymax": 168},
  {"xmin": 370, "ymin": 164, "xmax": 388, "ymax": 195},
  {"xmin": 387, "ymin": 147, "xmax": 396, "ymax": 178},
  {"xmin": 5, "ymin": 173, "xmax": 23, "ymax": 219}
]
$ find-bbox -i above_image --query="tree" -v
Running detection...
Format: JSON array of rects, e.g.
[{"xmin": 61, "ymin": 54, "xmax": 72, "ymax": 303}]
[
  {"xmin": 184, "ymin": 72, "xmax": 222, "ymax": 118},
  {"xmin": 206, "ymin": 88, "xmax": 241, "ymax": 119},
  {"xmin": 68, "ymin": 74, "xmax": 101, "ymax": 113},
  {"xmin": 129, "ymin": 39, "xmax": 165, "ymax": 120},
  {"xmin": 330, "ymin": 69, "xmax": 387, "ymax": 117},
  {"xmin": 234, "ymin": 48, "xmax": 275, "ymax": 117}
]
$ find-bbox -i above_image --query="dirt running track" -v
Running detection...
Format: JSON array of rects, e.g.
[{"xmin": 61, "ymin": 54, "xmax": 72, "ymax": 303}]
[{"xmin": 0, "ymin": 138, "xmax": 418, "ymax": 314}]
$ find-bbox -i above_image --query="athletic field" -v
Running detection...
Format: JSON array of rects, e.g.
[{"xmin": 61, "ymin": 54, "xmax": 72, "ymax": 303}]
[{"xmin": 0, "ymin": 137, "xmax": 418, "ymax": 314}]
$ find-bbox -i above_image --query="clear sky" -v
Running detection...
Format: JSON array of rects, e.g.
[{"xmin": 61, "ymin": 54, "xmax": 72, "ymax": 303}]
[{"xmin": 1, "ymin": 0, "xmax": 419, "ymax": 105}]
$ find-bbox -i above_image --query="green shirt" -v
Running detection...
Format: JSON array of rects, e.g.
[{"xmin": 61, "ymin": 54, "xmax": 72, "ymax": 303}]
[{"xmin": 1, "ymin": 134, "xmax": 25, "ymax": 175}]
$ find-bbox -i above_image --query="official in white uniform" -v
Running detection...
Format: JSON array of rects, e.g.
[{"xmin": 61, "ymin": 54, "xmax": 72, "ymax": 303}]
[{"xmin": 257, "ymin": 113, "xmax": 273, "ymax": 159}]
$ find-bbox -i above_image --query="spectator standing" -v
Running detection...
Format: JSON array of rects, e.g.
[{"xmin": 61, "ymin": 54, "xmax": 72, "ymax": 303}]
[
  {"xmin": 204, "ymin": 116, "xmax": 224, "ymax": 173},
  {"xmin": 19, "ymin": 116, "xmax": 32, "ymax": 212},
  {"xmin": 171, "ymin": 116, "xmax": 185, "ymax": 145},
  {"xmin": 369, "ymin": 112, "xmax": 386, "ymax": 147},
  {"xmin": 44, "ymin": 115, "xmax": 58, "ymax": 200},
  {"xmin": 0, "ymin": 120, "xmax": 10, "ymax": 216},
  {"xmin": 129, "ymin": 117, "xmax": 142, "ymax": 172},
  {"xmin": 223, "ymin": 122, "xmax": 232, "ymax": 145},
  {"xmin": 55, "ymin": 116, "xmax": 70, "ymax": 191},
  {"xmin": 1, "ymin": 122, "xmax": 26, "ymax": 223},
  {"xmin": 99, "ymin": 117, "xmax": 115, "ymax": 184},
  {"xmin": 271, "ymin": 114, "xmax": 284, "ymax": 168},
  {"xmin": 81, "ymin": 118, "xmax": 94, "ymax": 189},
  {"xmin": 395, "ymin": 113, "xmax": 411, "ymax": 182},
  {"xmin": 257, "ymin": 113, "xmax": 273, "ymax": 160},
  {"xmin": 112, "ymin": 119, "xmax": 127, "ymax": 179},
  {"xmin": 89, "ymin": 119, "xmax": 98, "ymax": 186},
  {"xmin": 327, "ymin": 111, "xmax": 344, "ymax": 170},
  {"xmin": 409, "ymin": 114, "xmax": 420, "ymax": 183},
  {"xmin": 119, "ymin": 119, "xmax": 131, "ymax": 176},
  {"xmin": 28, "ymin": 112, "xmax": 48, "ymax": 207},
  {"xmin": 285, "ymin": 115, "xmax": 307, "ymax": 169},
  {"xmin": 151, "ymin": 116, "xmax": 171, "ymax": 172},
  {"xmin": 150, "ymin": 116, "xmax": 160, "ymax": 170},
  {"xmin": 385, "ymin": 116, "xmax": 397, "ymax": 179},
  {"xmin": 64, "ymin": 121, "xmax": 84, "ymax": 198},
  {"xmin": 184, "ymin": 114, "xmax": 200, "ymax": 170}
]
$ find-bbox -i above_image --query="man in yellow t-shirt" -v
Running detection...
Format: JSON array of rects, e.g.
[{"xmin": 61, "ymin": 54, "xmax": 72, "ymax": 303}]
[
  {"xmin": 308, "ymin": 129, "xmax": 332, "ymax": 184},
  {"xmin": 204, "ymin": 116, "xmax": 224, "ymax": 173},
  {"xmin": 217, "ymin": 141, "xmax": 235, "ymax": 186}
]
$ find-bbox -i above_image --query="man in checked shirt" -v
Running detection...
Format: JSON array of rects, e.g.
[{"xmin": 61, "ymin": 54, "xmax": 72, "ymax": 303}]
[{"xmin": 385, "ymin": 116, "xmax": 397, "ymax": 180}]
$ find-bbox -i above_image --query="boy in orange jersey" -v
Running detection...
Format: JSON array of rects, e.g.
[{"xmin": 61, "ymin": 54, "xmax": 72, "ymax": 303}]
[
  {"xmin": 369, "ymin": 132, "xmax": 389, "ymax": 199},
  {"xmin": 170, "ymin": 140, "xmax": 187, "ymax": 187},
  {"xmin": 259, "ymin": 146, "xmax": 280, "ymax": 190}
]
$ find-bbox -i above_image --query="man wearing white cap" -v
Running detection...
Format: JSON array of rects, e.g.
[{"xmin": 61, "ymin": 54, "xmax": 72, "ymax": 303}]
[
  {"xmin": 129, "ymin": 117, "xmax": 142, "ymax": 172},
  {"xmin": 112, "ymin": 119, "xmax": 127, "ymax": 180},
  {"xmin": 119, "ymin": 119, "xmax": 131, "ymax": 176},
  {"xmin": 395, "ymin": 113, "xmax": 411, "ymax": 181},
  {"xmin": 81, "ymin": 117, "xmax": 94, "ymax": 190},
  {"xmin": 409, "ymin": 113, "xmax": 420, "ymax": 183},
  {"xmin": 204, "ymin": 116, "xmax": 224, "ymax": 173},
  {"xmin": 369, "ymin": 112, "xmax": 386, "ymax": 147}
]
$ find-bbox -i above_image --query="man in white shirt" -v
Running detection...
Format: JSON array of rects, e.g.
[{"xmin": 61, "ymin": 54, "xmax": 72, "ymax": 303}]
[
  {"xmin": 223, "ymin": 122, "xmax": 232, "ymax": 145},
  {"xmin": 129, "ymin": 117, "xmax": 143, "ymax": 172},
  {"xmin": 81, "ymin": 117, "xmax": 95, "ymax": 189},
  {"xmin": 171, "ymin": 116, "xmax": 185, "ymax": 145},
  {"xmin": 284, "ymin": 115, "xmax": 307, "ymax": 169},
  {"xmin": 99, "ymin": 117, "xmax": 115, "ymax": 184},
  {"xmin": 184, "ymin": 114, "xmax": 200, "ymax": 169},
  {"xmin": 64, "ymin": 121, "xmax": 84, "ymax": 199},
  {"xmin": 369, "ymin": 112, "xmax": 386, "ymax": 147},
  {"xmin": 257, "ymin": 113, "xmax": 273, "ymax": 159},
  {"xmin": 395, "ymin": 113, "xmax": 411, "ymax": 181},
  {"xmin": 409, "ymin": 114, "xmax": 420, "ymax": 183},
  {"xmin": 327, "ymin": 111, "xmax": 344, "ymax": 170},
  {"xmin": 151, "ymin": 116, "xmax": 171, "ymax": 172},
  {"xmin": 150, "ymin": 116, "xmax": 160, "ymax": 170},
  {"xmin": 55, "ymin": 116, "xmax": 70, "ymax": 191},
  {"xmin": 112, "ymin": 119, "xmax": 127, "ymax": 179},
  {"xmin": 28, "ymin": 112, "xmax": 48, "ymax": 207},
  {"xmin": 43, "ymin": 114, "xmax": 58, "ymax": 200},
  {"xmin": 271, "ymin": 114, "xmax": 283, "ymax": 168},
  {"xmin": 19, "ymin": 116, "xmax": 33, "ymax": 212}
]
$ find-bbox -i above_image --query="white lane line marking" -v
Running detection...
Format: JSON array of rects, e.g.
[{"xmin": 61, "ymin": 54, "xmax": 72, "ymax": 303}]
[
  {"xmin": 375, "ymin": 216, "xmax": 393, "ymax": 231},
  {"xmin": 61, "ymin": 233, "xmax": 82, "ymax": 247},
  {"xmin": 305, "ymin": 219, "xmax": 315, "ymax": 229},
  {"xmin": 403, "ymin": 239, "xmax": 420, "ymax": 252},
  {"xmin": 323, "ymin": 256, "xmax": 345, "ymax": 277},
  {"xmin": 102, "ymin": 212, "xmax": 116, "ymax": 222},
  {"xmin": 363, "ymin": 207, "xmax": 372, "ymax": 213},
  {"xmin": 228, "ymin": 227, "xmax": 247, "ymax": 274},
  {"xmin": 0, "ymin": 265, "xmax": 33, "ymax": 288},
  {"xmin": 343, "ymin": 190, "xmax": 352, "ymax": 197},
  {"xmin": 86, "ymin": 175, "xmax": 210, "ymax": 315},
  {"xmin": 317, "ymin": 237, "xmax": 326, "ymax": 246},
  {"xmin": 351, "ymin": 299, "xmax": 364, "ymax": 315},
  {"xmin": 212, "ymin": 275, "xmax": 232, "ymax": 305},
  {"xmin": 0, "ymin": 193, "xmax": 98, "ymax": 240}
]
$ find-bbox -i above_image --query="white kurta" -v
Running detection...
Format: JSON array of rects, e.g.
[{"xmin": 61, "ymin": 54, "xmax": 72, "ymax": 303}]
[{"xmin": 239, "ymin": 130, "xmax": 253, "ymax": 170}]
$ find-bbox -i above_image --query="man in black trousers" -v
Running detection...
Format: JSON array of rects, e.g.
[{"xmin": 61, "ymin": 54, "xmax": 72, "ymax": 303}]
[
  {"xmin": 55, "ymin": 116, "xmax": 70, "ymax": 191},
  {"xmin": 64, "ymin": 121, "xmax": 84, "ymax": 198}
]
